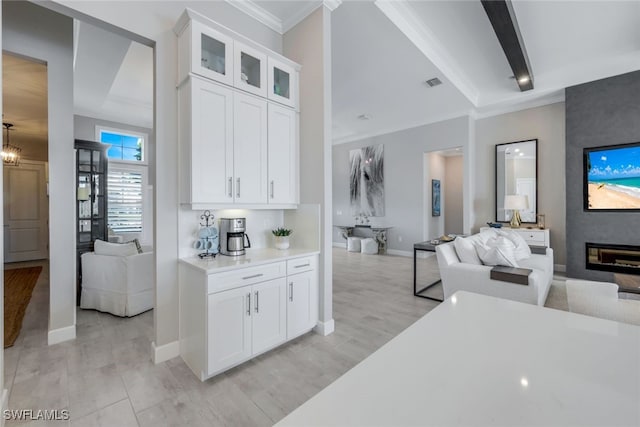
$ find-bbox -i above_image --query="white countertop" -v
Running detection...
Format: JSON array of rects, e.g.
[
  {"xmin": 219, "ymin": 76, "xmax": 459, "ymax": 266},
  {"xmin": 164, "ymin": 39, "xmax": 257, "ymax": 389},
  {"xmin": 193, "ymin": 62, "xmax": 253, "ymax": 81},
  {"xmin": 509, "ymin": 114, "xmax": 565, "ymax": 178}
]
[
  {"xmin": 180, "ymin": 247, "xmax": 319, "ymax": 273},
  {"xmin": 277, "ymin": 291, "xmax": 640, "ymax": 426}
]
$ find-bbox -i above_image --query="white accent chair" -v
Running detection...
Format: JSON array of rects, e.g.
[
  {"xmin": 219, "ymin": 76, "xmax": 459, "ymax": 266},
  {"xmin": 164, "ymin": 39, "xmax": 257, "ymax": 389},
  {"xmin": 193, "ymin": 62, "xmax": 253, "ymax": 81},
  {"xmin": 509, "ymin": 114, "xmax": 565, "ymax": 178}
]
[
  {"xmin": 436, "ymin": 241, "xmax": 554, "ymax": 306},
  {"xmin": 566, "ymin": 280, "xmax": 640, "ymax": 326},
  {"xmin": 80, "ymin": 246, "xmax": 154, "ymax": 317}
]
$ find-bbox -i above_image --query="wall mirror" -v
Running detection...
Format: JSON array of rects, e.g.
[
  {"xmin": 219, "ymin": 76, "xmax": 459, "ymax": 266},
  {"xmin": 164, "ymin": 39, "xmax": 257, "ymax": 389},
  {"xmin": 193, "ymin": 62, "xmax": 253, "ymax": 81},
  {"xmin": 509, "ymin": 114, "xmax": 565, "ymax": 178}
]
[{"xmin": 495, "ymin": 139, "xmax": 538, "ymax": 223}]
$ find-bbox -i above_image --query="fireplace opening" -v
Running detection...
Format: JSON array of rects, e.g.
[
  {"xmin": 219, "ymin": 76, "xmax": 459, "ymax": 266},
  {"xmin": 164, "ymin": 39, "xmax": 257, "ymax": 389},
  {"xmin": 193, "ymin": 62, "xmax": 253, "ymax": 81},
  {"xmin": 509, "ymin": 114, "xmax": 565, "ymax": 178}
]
[{"xmin": 586, "ymin": 243, "xmax": 640, "ymax": 275}]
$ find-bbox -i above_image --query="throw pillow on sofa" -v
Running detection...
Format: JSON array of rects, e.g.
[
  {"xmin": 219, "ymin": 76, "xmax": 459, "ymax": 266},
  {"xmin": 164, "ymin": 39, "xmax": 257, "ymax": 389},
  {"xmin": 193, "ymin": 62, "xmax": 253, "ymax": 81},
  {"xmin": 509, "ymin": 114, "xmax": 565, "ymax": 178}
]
[
  {"xmin": 94, "ymin": 239, "xmax": 138, "ymax": 257},
  {"xmin": 454, "ymin": 237, "xmax": 482, "ymax": 265},
  {"xmin": 474, "ymin": 236, "xmax": 519, "ymax": 267},
  {"xmin": 496, "ymin": 229, "xmax": 531, "ymax": 261}
]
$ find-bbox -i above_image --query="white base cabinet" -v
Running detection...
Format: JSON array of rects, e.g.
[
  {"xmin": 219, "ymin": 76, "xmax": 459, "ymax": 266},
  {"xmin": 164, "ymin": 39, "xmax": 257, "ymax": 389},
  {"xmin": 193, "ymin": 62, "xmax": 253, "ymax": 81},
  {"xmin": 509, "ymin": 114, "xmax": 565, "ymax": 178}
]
[{"xmin": 180, "ymin": 254, "xmax": 318, "ymax": 381}]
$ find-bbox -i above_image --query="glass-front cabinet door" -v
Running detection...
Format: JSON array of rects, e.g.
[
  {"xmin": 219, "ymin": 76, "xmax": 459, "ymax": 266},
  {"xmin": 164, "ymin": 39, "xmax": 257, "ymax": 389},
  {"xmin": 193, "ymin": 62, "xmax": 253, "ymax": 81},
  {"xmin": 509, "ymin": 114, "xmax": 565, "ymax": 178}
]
[
  {"xmin": 191, "ymin": 20, "xmax": 234, "ymax": 86},
  {"xmin": 268, "ymin": 57, "xmax": 298, "ymax": 110},
  {"xmin": 234, "ymin": 41, "xmax": 267, "ymax": 98}
]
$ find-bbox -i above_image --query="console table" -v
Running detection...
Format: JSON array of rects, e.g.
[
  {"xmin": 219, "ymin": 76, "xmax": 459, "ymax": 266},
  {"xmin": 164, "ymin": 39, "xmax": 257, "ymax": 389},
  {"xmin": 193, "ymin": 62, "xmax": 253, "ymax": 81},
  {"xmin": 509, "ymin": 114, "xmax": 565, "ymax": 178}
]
[
  {"xmin": 413, "ymin": 240, "xmax": 444, "ymax": 302},
  {"xmin": 480, "ymin": 226, "xmax": 550, "ymax": 247},
  {"xmin": 335, "ymin": 225, "xmax": 392, "ymax": 255}
]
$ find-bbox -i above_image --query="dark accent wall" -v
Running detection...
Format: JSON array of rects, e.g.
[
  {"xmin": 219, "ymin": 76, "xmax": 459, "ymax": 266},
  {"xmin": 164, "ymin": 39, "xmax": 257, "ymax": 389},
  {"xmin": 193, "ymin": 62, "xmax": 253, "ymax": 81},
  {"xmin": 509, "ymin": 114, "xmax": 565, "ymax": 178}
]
[{"xmin": 566, "ymin": 71, "xmax": 640, "ymax": 280}]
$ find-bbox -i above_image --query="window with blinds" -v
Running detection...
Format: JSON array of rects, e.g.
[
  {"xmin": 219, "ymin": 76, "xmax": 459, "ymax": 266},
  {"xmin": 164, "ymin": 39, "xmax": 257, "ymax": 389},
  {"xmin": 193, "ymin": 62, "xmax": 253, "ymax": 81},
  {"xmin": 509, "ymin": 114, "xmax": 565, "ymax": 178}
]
[{"xmin": 107, "ymin": 169, "xmax": 143, "ymax": 233}]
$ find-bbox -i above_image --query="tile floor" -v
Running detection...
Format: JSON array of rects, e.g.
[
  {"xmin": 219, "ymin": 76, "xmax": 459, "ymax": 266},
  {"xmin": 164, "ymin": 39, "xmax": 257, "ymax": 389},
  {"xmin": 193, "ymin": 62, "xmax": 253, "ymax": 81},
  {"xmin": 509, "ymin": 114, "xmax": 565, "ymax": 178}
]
[{"xmin": 5, "ymin": 250, "xmax": 440, "ymax": 426}]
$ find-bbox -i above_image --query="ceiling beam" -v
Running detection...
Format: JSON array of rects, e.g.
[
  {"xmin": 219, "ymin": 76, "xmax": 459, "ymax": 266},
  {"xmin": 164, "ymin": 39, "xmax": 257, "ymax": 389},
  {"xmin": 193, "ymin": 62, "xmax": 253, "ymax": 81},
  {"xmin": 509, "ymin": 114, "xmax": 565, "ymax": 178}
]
[{"xmin": 481, "ymin": 0, "xmax": 533, "ymax": 91}]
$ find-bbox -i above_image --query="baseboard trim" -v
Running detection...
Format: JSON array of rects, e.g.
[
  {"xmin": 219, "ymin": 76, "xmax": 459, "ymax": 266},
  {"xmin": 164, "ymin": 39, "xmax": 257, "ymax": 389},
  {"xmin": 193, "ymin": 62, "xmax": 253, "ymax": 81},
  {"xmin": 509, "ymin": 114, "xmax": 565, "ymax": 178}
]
[
  {"xmin": 332, "ymin": 242, "xmax": 346, "ymax": 248},
  {"xmin": 554, "ymin": 264, "xmax": 566, "ymax": 273},
  {"xmin": 152, "ymin": 340, "xmax": 180, "ymax": 364},
  {"xmin": 314, "ymin": 319, "xmax": 335, "ymax": 336},
  {"xmin": 1, "ymin": 388, "xmax": 8, "ymax": 427},
  {"xmin": 47, "ymin": 325, "xmax": 76, "ymax": 345}
]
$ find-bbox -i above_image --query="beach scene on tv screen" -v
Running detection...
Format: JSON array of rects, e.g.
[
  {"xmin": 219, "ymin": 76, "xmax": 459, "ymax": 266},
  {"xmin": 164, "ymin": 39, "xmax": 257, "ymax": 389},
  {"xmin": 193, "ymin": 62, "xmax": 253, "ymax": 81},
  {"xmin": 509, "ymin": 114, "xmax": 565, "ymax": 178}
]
[{"xmin": 587, "ymin": 145, "xmax": 640, "ymax": 209}]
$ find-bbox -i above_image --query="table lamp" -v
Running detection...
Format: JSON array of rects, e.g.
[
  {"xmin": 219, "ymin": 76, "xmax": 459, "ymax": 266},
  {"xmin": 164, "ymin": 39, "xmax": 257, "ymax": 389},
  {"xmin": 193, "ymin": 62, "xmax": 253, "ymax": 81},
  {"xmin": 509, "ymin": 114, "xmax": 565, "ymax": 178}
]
[{"xmin": 504, "ymin": 195, "xmax": 528, "ymax": 228}]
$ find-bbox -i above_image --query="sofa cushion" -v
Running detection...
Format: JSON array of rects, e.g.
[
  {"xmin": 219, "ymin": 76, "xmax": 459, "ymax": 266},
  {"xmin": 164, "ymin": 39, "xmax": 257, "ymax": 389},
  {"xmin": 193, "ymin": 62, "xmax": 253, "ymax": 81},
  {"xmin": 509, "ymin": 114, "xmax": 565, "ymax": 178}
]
[
  {"xmin": 497, "ymin": 229, "xmax": 531, "ymax": 261},
  {"xmin": 454, "ymin": 237, "xmax": 482, "ymax": 265},
  {"xmin": 94, "ymin": 239, "xmax": 138, "ymax": 257},
  {"xmin": 474, "ymin": 236, "xmax": 519, "ymax": 267}
]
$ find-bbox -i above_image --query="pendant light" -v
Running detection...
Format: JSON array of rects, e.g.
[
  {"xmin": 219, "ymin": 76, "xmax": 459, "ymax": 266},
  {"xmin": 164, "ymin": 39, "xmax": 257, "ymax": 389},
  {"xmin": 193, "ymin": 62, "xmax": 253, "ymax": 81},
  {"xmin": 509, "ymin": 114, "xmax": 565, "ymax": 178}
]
[{"xmin": 2, "ymin": 122, "xmax": 21, "ymax": 166}]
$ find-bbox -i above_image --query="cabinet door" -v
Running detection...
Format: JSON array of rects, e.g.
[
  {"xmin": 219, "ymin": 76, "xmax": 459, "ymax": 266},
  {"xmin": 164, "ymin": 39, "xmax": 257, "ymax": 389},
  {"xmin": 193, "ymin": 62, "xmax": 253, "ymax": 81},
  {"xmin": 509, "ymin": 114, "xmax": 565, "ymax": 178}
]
[
  {"xmin": 252, "ymin": 278, "xmax": 287, "ymax": 355},
  {"xmin": 191, "ymin": 78, "xmax": 234, "ymax": 203},
  {"xmin": 268, "ymin": 103, "xmax": 298, "ymax": 205},
  {"xmin": 234, "ymin": 41, "xmax": 268, "ymax": 98},
  {"xmin": 287, "ymin": 270, "xmax": 318, "ymax": 339},
  {"xmin": 191, "ymin": 21, "xmax": 234, "ymax": 86},
  {"xmin": 207, "ymin": 287, "xmax": 252, "ymax": 375},
  {"xmin": 233, "ymin": 92, "xmax": 268, "ymax": 204},
  {"xmin": 268, "ymin": 57, "xmax": 298, "ymax": 109}
]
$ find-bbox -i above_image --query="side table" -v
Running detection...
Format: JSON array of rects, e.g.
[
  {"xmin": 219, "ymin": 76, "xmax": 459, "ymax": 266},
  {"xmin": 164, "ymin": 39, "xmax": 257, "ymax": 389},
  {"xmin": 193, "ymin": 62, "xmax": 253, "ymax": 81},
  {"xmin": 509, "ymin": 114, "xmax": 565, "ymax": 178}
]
[{"xmin": 414, "ymin": 241, "xmax": 445, "ymax": 302}]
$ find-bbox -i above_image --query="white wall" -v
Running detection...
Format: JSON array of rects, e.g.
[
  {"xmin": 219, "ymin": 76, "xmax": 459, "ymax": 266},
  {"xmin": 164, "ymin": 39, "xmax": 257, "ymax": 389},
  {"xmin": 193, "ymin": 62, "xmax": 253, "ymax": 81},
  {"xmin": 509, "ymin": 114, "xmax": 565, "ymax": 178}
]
[
  {"xmin": 332, "ymin": 116, "xmax": 472, "ymax": 253},
  {"xmin": 444, "ymin": 155, "xmax": 464, "ymax": 234},
  {"xmin": 4, "ymin": 1, "xmax": 76, "ymax": 344},
  {"xmin": 283, "ymin": 7, "xmax": 334, "ymax": 334},
  {"xmin": 41, "ymin": 0, "xmax": 284, "ymax": 354},
  {"xmin": 425, "ymin": 152, "xmax": 445, "ymax": 238},
  {"xmin": 474, "ymin": 102, "xmax": 566, "ymax": 265}
]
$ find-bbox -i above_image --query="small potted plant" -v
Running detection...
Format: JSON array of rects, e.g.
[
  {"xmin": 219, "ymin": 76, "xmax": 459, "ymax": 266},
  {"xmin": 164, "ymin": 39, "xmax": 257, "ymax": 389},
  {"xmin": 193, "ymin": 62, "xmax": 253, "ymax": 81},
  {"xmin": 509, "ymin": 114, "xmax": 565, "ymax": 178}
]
[{"xmin": 272, "ymin": 227, "xmax": 292, "ymax": 250}]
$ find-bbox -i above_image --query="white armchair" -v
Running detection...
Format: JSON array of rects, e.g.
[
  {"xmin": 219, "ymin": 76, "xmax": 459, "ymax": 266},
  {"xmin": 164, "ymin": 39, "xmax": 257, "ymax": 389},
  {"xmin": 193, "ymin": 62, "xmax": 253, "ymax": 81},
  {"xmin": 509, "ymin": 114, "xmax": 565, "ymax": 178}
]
[
  {"xmin": 80, "ymin": 248, "xmax": 154, "ymax": 317},
  {"xmin": 566, "ymin": 280, "xmax": 640, "ymax": 326}
]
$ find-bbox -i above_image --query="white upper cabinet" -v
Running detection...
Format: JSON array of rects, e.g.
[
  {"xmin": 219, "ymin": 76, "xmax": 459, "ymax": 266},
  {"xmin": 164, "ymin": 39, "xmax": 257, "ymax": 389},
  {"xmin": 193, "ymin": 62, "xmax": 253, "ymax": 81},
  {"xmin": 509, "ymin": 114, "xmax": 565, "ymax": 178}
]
[
  {"xmin": 181, "ymin": 20, "xmax": 235, "ymax": 86},
  {"xmin": 179, "ymin": 77, "xmax": 234, "ymax": 204},
  {"xmin": 233, "ymin": 92, "xmax": 268, "ymax": 204},
  {"xmin": 268, "ymin": 103, "xmax": 298, "ymax": 205},
  {"xmin": 268, "ymin": 57, "xmax": 298, "ymax": 110},
  {"xmin": 234, "ymin": 41, "xmax": 268, "ymax": 98}
]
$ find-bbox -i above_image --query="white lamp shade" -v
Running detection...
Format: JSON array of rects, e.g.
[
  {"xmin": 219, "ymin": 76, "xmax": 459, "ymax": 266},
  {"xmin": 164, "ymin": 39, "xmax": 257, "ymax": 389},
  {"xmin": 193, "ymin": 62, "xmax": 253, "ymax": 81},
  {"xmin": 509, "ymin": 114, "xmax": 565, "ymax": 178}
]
[{"xmin": 504, "ymin": 195, "xmax": 528, "ymax": 210}]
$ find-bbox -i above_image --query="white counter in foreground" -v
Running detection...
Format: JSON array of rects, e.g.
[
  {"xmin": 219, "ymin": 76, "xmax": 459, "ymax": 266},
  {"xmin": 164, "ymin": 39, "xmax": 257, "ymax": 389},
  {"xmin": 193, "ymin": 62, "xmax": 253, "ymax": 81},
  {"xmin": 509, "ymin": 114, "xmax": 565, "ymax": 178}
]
[
  {"xmin": 277, "ymin": 291, "xmax": 640, "ymax": 426},
  {"xmin": 180, "ymin": 247, "xmax": 319, "ymax": 274}
]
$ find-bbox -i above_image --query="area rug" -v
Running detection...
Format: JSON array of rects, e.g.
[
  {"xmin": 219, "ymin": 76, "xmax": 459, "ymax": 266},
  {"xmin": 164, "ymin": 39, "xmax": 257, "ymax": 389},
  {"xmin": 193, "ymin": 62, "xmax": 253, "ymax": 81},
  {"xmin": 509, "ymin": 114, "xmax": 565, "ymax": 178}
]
[{"xmin": 4, "ymin": 266, "xmax": 42, "ymax": 348}]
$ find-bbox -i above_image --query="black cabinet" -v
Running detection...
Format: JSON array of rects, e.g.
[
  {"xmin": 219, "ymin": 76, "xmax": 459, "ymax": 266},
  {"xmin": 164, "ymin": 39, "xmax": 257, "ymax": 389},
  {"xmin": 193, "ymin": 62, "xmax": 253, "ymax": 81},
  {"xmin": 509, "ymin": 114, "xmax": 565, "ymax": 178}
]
[{"xmin": 75, "ymin": 139, "xmax": 109, "ymax": 304}]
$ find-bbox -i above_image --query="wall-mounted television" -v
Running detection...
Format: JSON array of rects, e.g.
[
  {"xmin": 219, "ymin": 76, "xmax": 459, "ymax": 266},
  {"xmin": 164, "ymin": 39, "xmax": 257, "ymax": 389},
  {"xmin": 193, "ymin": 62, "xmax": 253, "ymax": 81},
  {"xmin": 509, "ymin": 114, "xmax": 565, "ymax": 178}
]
[{"xmin": 584, "ymin": 141, "xmax": 640, "ymax": 211}]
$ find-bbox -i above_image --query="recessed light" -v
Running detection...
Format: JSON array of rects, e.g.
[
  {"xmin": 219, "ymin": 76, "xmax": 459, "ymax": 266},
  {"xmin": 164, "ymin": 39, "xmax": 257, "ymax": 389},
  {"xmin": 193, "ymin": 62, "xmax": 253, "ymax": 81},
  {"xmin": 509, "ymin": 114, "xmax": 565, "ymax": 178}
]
[
  {"xmin": 518, "ymin": 76, "xmax": 530, "ymax": 84},
  {"xmin": 521, "ymin": 377, "xmax": 529, "ymax": 387},
  {"xmin": 357, "ymin": 114, "xmax": 371, "ymax": 121},
  {"xmin": 425, "ymin": 77, "xmax": 442, "ymax": 87},
  {"xmin": 514, "ymin": 148, "xmax": 520, "ymax": 152},
  {"xmin": 519, "ymin": 152, "xmax": 524, "ymax": 156}
]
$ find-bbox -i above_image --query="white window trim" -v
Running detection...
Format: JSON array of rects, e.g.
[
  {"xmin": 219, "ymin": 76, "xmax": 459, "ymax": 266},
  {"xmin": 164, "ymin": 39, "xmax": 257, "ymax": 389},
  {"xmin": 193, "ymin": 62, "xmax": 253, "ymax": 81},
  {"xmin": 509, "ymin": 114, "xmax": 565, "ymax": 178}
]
[
  {"xmin": 107, "ymin": 162, "xmax": 150, "ymax": 241},
  {"xmin": 95, "ymin": 125, "xmax": 148, "ymax": 165}
]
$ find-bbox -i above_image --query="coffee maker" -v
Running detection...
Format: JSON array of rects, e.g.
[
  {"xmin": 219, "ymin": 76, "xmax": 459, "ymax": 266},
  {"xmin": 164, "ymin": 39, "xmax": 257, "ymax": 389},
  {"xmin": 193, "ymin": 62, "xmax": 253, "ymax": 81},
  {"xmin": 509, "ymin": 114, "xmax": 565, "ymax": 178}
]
[{"xmin": 219, "ymin": 218, "xmax": 251, "ymax": 256}]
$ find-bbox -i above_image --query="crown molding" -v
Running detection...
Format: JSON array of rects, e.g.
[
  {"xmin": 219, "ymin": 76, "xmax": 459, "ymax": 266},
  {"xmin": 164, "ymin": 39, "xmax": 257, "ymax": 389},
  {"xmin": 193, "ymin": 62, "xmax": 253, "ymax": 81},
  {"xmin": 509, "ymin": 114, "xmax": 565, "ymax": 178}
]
[
  {"xmin": 374, "ymin": 0, "xmax": 480, "ymax": 106},
  {"xmin": 225, "ymin": 0, "xmax": 283, "ymax": 34},
  {"xmin": 323, "ymin": 0, "xmax": 343, "ymax": 12},
  {"xmin": 282, "ymin": 1, "xmax": 323, "ymax": 33}
]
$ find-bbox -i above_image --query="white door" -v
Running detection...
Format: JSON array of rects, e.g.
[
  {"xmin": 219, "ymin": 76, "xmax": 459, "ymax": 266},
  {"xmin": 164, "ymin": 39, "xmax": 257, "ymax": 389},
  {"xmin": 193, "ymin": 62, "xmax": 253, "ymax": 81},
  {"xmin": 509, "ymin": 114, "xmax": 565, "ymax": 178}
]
[
  {"xmin": 207, "ymin": 286, "xmax": 252, "ymax": 375},
  {"xmin": 287, "ymin": 270, "xmax": 318, "ymax": 339},
  {"xmin": 3, "ymin": 161, "xmax": 48, "ymax": 262},
  {"xmin": 251, "ymin": 278, "xmax": 287, "ymax": 355},
  {"xmin": 190, "ymin": 78, "xmax": 234, "ymax": 204},
  {"xmin": 233, "ymin": 92, "xmax": 267, "ymax": 203},
  {"xmin": 268, "ymin": 103, "xmax": 298, "ymax": 205}
]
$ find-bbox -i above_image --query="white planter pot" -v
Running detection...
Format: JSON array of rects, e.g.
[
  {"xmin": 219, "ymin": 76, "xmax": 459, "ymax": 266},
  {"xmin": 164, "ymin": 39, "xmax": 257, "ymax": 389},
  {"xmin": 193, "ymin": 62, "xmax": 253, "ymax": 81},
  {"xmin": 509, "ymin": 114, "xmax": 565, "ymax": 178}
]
[{"xmin": 275, "ymin": 236, "xmax": 290, "ymax": 250}]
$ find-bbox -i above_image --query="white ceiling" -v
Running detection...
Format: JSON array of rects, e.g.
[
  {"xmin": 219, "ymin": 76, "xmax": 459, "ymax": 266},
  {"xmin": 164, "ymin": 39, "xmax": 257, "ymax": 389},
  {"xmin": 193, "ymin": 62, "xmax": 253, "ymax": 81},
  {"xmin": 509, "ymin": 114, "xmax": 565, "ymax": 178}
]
[
  {"xmin": 6, "ymin": 1, "xmax": 639, "ymax": 151},
  {"xmin": 74, "ymin": 20, "xmax": 153, "ymax": 129},
  {"xmin": 2, "ymin": 53, "xmax": 48, "ymax": 160}
]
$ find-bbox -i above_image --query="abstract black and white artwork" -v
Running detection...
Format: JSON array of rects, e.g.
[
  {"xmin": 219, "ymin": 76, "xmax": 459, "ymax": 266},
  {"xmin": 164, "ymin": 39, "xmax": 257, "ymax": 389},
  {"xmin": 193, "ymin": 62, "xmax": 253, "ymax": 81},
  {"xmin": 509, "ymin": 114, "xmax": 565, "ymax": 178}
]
[{"xmin": 350, "ymin": 144, "xmax": 384, "ymax": 216}]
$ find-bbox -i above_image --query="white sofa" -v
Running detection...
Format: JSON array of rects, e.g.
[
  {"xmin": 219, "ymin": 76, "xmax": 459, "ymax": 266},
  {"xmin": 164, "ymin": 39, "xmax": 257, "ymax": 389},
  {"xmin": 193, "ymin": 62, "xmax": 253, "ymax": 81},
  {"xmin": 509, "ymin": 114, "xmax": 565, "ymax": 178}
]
[
  {"xmin": 435, "ymin": 238, "xmax": 554, "ymax": 306},
  {"xmin": 566, "ymin": 280, "xmax": 640, "ymax": 326},
  {"xmin": 80, "ymin": 246, "xmax": 154, "ymax": 317}
]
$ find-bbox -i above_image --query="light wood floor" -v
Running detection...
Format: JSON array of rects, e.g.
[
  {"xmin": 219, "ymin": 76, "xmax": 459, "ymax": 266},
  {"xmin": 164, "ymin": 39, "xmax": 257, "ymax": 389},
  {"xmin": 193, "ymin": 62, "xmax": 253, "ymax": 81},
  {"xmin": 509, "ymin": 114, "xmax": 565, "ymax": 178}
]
[{"xmin": 4, "ymin": 249, "xmax": 438, "ymax": 426}]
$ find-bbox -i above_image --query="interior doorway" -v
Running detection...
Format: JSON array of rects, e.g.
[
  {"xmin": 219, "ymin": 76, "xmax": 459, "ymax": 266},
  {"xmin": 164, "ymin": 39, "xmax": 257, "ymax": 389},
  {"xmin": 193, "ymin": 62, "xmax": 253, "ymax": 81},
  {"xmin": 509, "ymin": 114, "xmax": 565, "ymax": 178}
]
[{"xmin": 423, "ymin": 147, "xmax": 464, "ymax": 241}]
